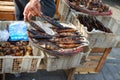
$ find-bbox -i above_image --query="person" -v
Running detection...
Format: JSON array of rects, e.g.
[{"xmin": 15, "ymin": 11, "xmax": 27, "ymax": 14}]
[{"xmin": 14, "ymin": 0, "xmax": 56, "ymax": 21}]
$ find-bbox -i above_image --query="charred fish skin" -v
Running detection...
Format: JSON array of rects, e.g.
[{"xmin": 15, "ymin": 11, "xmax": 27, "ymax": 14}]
[
  {"xmin": 29, "ymin": 22, "xmax": 46, "ymax": 33},
  {"xmin": 42, "ymin": 15, "xmax": 65, "ymax": 29},
  {"xmin": 27, "ymin": 29, "xmax": 38, "ymax": 35},
  {"xmin": 30, "ymin": 33, "xmax": 53, "ymax": 39}
]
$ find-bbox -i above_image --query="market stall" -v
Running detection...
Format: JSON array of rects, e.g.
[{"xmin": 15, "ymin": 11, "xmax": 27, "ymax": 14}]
[
  {"xmin": 58, "ymin": 0, "xmax": 120, "ymax": 75},
  {"xmin": 0, "ymin": 0, "xmax": 120, "ymax": 80}
]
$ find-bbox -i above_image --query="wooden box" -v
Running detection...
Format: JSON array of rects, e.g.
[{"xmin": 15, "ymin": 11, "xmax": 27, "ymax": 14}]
[
  {"xmin": 75, "ymin": 47, "xmax": 111, "ymax": 74},
  {"xmin": 0, "ymin": 21, "xmax": 44, "ymax": 73}
]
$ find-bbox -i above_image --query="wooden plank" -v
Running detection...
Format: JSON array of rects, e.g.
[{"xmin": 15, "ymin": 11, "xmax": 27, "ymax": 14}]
[
  {"xmin": 91, "ymin": 48, "xmax": 106, "ymax": 53},
  {"xmin": 65, "ymin": 68, "xmax": 76, "ymax": 80},
  {"xmin": 0, "ymin": 6, "xmax": 15, "ymax": 12},
  {"xmin": 75, "ymin": 48, "xmax": 111, "ymax": 74},
  {"xmin": 0, "ymin": 11, "xmax": 14, "ymax": 14},
  {"xmin": 54, "ymin": 0, "xmax": 60, "ymax": 15},
  {"xmin": 95, "ymin": 48, "xmax": 112, "ymax": 72},
  {"xmin": 80, "ymin": 61, "xmax": 99, "ymax": 68},
  {"xmin": 54, "ymin": 0, "xmax": 61, "ymax": 19},
  {"xmin": 0, "ymin": 1, "xmax": 14, "ymax": 6},
  {"xmin": 75, "ymin": 57, "xmax": 99, "ymax": 74},
  {"xmin": 0, "ymin": 12, "xmax": 15, "ymax": 20},
  {"xmin": 88, "ymin": 56, "xmax": 102, "ymax": 61},
  {"xmin": 83, "ymin": 60, "xmax": 99, "ymax": 66},
  {"xmin": 75, "ymin": 68, "xmax": 96, "ymax": 74},
  {"xmin": 89, "ymin": 52, "xmax": 103, "ymax": 56}
]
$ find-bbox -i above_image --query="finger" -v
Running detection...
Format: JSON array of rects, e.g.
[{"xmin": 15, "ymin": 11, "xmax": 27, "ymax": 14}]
[
  {"xmin": 29, "ymin": 8, "xmax": 37, "ymax": 16},
  {"xmin": 23, "ymin": 9, "xmax": 29, "ymax": 21},
  {"xmin": 27, "ymin": 13, "xmax": 33, "ymax": 21},
  {"xmin": 30, "ymin": 7, "xmax": 40, "ymax": 17}
]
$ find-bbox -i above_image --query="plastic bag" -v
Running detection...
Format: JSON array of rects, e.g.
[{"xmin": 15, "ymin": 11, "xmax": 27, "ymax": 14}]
[
  {"xmin": 8, "ymin": 21, "xmax": 28, "ymax": 41},
  {"xmin": 0, "ymin": 29, "xmax": 9, "ymax": 41}
]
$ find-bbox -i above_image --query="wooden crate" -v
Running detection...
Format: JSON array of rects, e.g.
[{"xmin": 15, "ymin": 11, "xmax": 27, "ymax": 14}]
[
  {"xmin": 58, "ymin": 0, "xmax": 70, "ymax": 21},
  {"xmin": 0, "ymin": 21, "xmax": 45, "ymax": 73},
  {"xmin": 0, "ymin": 56, "xmax": 44, "ymax": 73},
  {"xmin": 75, "ymin": 47, "xmax": 111, "ymax": 74},
  {"xmin": 0, "ymin": 1, "xmax": 15, "ymax": 20}
]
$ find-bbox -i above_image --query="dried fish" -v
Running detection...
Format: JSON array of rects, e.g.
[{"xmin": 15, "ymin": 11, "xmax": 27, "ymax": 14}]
[{"xmin": 29, "ymin": 22, "xmax": 45, "ymax": 33}]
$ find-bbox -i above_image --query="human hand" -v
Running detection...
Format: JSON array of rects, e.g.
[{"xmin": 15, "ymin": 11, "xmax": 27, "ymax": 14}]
[{"xmin": 23, "ymin": 0, "xmax": 42, "ymax": 21}]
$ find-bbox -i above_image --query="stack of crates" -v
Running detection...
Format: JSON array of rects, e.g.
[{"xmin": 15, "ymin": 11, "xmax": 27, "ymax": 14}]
[{"xmin": 57, "ymin": 0, "xmax": 120, "ymax": 74}]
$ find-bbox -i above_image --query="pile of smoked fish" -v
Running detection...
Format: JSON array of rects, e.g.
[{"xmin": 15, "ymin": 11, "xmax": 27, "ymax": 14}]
[
  {"xmin": 0, "ymin": 41, "xmax": 32, "ymax": 56},
  {"xmin": 65, "ymin": 0, "xmax": 112, "ymax": 16},
  {"xmin": 28, "ymin": 21, "xmax": 88, "ymax": 55},
  {"xmin": 77, "ymin": 14, "xmax": 112, "ymax": 33}
]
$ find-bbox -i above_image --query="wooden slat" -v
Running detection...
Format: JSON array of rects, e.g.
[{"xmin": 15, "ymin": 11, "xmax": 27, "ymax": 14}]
[
  {"xmin": 95, "ymin": 48, "xmax": 112, "ymax": 72},
  {"xmin": 0, "ymin": 1, "xmax": 14, "ymax": 6},
  {"xmin": 75, "ymin": 68, "xmax": 96, "ymax": 74},
  {"xmin": 75, "ymin": 48, "xmax": 111, "ymax": 74},
  {"xmin": 91, "ymin": 48, "xmax": 106, "ymax": 53},
  {"xmin": 55, "ymin": 0, "xmax": 60, "ymax": 15},
  {"xmin": 88, "ymin": 56, "xmax": 102, "ymax": 61},
  {"xmin": 80, "ymin": 61, "xmax": 99, "ymax": 68},
  {"xmin": 0, "ymin": 12, "xmax": 15, "ymax": 20},
  {"xmin": 89, "ymin": 52, "xmax": 103, "ymax": 56},
  {"xmin": 54, "ymin": 0, "xmax": 61, "ymax": 19},
  {"xmin": 0, "ymin": 6, "xmax": 15, "ymax": 12},
  {"xmin": 68, "ymin": 68, "xmax": 76, "ymax": 80}
]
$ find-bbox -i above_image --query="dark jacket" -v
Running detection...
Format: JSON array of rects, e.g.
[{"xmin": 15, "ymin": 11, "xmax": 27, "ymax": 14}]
[{"xmin": 14, "ymin": 0, "xmax": 56, "ymax": 20}]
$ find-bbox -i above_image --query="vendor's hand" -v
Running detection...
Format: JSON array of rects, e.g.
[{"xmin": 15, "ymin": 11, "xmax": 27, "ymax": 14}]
[{"xmin": 23, "ymin": 0, "xmax": 42, "ymax": 21}]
